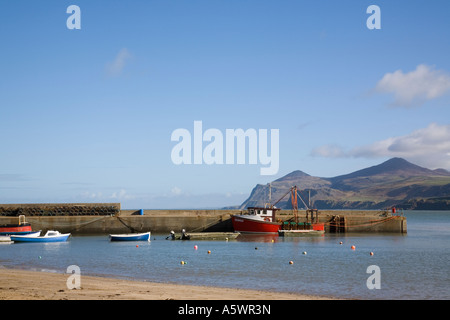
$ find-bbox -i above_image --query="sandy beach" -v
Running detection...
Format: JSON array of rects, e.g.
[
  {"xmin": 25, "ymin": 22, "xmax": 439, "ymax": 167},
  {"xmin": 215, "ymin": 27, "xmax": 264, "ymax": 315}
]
[{"xmin": 0, "ymin": 267, "xmax": 333, "ymax": 300}]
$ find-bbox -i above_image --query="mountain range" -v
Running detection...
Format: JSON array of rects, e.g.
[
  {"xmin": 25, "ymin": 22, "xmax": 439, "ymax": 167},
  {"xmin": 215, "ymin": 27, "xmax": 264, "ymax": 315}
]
[{"xmin": 238, "ymin": 158, "xmax": 450, "ymax": 210}]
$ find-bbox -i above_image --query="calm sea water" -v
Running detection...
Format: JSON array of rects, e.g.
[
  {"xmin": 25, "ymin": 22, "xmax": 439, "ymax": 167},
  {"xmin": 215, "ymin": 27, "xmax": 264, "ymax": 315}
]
[{"xmin": 1, "ymin": 211, "xmax": 449, "ymax": 300}]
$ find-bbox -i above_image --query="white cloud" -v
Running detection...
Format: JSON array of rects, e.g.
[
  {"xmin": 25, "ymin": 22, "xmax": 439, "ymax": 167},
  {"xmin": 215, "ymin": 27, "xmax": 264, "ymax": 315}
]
[
  {"xmin": 311, "ymin": 123, "xmax": 450, "ymax": 169},
  {"xmin": 105, "ymin": 48, "xmax": 132, "ymax": 77},
  {"xmin": 310, "ymin": 144, "xmax": 346, "ymax": 158},
  {"xmin": 110, "ymin": 189, "xmax": 133, "ymax": 200},
  {"xmin": 375, "ymin": 64, "xmax": 450, "ymax": 107},
  {"xmin": 171, "ymin": 187, "xmax": 183, "ymax": 195},
  {"xmin": 79, "ymin": 189, "xmax": 135, "ymax": 201}
]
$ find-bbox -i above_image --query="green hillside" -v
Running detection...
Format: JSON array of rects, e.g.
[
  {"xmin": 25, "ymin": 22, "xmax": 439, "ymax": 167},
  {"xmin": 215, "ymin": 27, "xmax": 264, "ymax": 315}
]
[{"xmin": 239, "ymin": 158, "xmax": 450, "ymax": 210}]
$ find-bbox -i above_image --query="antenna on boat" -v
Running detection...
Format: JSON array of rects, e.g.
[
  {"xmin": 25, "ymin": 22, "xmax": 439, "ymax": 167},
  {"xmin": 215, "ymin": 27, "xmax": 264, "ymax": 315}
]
[
  {"xmin": 265, "ymin": 183, "xmax": 272, "ymax": 208},
  {"xmin": 291, "ymin": 186, "xmax": 298, "ymax": 224},
  {"xmin": 269, "ymin": 183, "xmax": 272, "ymax": 204},
  {"xmin": 309, "ymin": 190, "xmax": 311, "ymax": 208}
]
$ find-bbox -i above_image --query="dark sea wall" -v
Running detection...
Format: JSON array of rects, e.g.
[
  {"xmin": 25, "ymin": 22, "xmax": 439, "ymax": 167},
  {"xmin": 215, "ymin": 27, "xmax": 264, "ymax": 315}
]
[{"xmin": 0, "ymin": 209, "xmax": 406, "ymax": 235}]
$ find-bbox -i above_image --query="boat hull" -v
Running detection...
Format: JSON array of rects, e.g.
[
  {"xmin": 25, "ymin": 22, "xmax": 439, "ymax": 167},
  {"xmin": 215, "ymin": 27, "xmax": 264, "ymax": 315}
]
[
  {"xmin": 10, "ymin": 233, "xmax": 70, "ymax": 242},
  {"xmin": 109, "ymin": 232, "xmax": 151, "ymax": 241},
  {"xmin": 0, "ymin": 223, "xmax": 33, "ymax": 236},
  {"xmin": 232, "ymin": 216, "xmax": 281, "ymax": 234}
]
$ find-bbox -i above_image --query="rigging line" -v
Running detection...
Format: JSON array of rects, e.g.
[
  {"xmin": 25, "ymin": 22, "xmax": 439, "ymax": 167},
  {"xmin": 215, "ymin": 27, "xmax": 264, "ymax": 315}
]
[
  {"xmin": 324, "ymin": 216, "xmax": 398, "ymax": 228},
  {"xmin": 72, "ymin": 216, "xmax": 110, "ymax": 232},
  {"xmin": 115, "ymin": 216, "xmax": 136, "ymax": 233},
  {"xmin": 188, "ymin": 218, "xmax": 223, "ymax": 232},
  {"xmin": 295, "ymin": 189, "xmax": 310, "ymax": 210}
]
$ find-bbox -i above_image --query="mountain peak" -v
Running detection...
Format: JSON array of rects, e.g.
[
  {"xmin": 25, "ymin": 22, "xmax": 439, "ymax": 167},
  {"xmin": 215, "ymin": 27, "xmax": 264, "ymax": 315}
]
[
  {"xmin": 274, "ymin": 170, "xmax": 310, "ymax": 182},
  {"xmin": 381, "ymin": 157, "xmax": 417, "ymax": 169},
  {"xmin": 333, "ymin": 157, "xmax": 434, "ymax": 180}
]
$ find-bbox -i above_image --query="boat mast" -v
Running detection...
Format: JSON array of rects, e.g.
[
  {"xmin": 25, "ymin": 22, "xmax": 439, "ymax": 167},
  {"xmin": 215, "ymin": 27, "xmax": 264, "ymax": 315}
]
[
  {"xmin": 291, "ymin": 186, "xmax": 298, "ymax": 224},
  {"xmin": 269, "ymin": 183, "xmax": 272, "ymax": 205},
  {"xmin": 265, "ymin": 183, "xmax": 272, "ymax": 208}
]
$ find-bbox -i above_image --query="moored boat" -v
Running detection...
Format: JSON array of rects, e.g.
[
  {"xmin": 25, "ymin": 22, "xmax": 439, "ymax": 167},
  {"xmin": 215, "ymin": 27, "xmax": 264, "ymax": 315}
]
[
  {"xmin": 232, "ymin": 207, "xmax": 281, "ymax": 234},
  {"xmin": 0, "ymin": 215, "xmax": 35, "ymax": 235},
  {"xmin": 11, "ymin": 230, "xmax": 70, "ymax": 243},
  {"xmin": 109, "ymin": 231, "xmax": 151, "ymax": 241},
  {"xmin": 232, "ymin": 185, "xmax": 326, "ymax": 236},
  {"xmin": 168, "ymin": 231, "xmax": 240, "ymax": 240},
  {"xmin": 278, "ymin": 229, "xmax": 324, "ymax": 237}
]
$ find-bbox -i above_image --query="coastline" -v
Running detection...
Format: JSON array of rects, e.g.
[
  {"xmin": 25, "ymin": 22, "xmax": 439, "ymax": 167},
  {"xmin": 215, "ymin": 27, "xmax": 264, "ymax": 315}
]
[{"xmin": 0, "ymin": 267, "xmax": 337, "ymax": 300}]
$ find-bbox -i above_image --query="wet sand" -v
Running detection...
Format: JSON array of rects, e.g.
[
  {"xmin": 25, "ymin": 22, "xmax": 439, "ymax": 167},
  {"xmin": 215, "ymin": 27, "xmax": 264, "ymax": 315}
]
[{"xmin": 0, "ymin": 267, "xmax": 334, "ymax": 300}]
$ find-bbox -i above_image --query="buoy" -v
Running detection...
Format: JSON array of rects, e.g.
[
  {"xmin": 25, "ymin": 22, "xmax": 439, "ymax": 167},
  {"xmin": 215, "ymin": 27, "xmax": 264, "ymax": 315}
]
[
  {"xmin": 370, "ymin": 252, "xmax": 374, "ymax": 256},
  {"xmin": 289, "ymin": 260, "xmax": 294, "ymax": 265},
  {"xmin": 351, "ymin": 245, "xmax": 356, "ymax": 250},
  {"xmin": 136, "ymin": 245, "xmax": 139, "ymax": 248},
  {"xmin": 194, "ymin": 245, "xmax": 198, "ymax": 250},
  {"xmin": 207, "ymin": 250, "xmax": 211, "ymax": 254},
  {"xmin": 181, "ymin": 261, "xmax": 185, "ymax": 265},
  {"xmin": 225, "ymin": 237, "xmax": 228, "ymax": 241},
  {"xmin": 255, "ymin": 247, "xmax": 258, "ymax": 250},
  {"xmin": 339, "ymin": 241, "xmax": 343, "ymax": 245},
  {"xmin": 271, "ymin": 239, "xmax": 274, "ymax": 243},
  {"xmin": 38, "ymin": 256, "xmax": 42, "ymax": 259},
  {"xmin": 302, "ymin": 251, "xmax": 307, "ymax": 255}
]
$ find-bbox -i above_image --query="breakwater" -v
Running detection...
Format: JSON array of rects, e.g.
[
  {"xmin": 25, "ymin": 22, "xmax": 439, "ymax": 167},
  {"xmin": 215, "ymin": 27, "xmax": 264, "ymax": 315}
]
[{"xmin": 0, "ymin": 203, "xmax": 406, "ymax": 235}]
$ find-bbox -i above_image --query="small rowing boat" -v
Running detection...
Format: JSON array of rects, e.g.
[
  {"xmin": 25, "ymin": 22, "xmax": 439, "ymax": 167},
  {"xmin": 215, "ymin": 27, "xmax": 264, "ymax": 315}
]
[
  {"xmin": 109, "ymin": 231, "xmax": 151, "ymax": 242},
  {"xmin": 11, "ymin": 230, "xmax": 70, "ymax": 243}
]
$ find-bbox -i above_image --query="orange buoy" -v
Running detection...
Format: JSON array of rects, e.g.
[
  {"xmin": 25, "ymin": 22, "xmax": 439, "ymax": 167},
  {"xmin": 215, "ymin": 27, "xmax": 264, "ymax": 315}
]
[
  {"xmin": 351, "ymin": 245, "xmax": 356, "ymax": 250},
  {"xmin": 289, "ymin": 260, "xmax": 294, "ymax": 265},
  {"xmin": 370, "ymin": 252, "xmax": 374, "ymax": 256},
  {"xmin": 207, "ymin": 250, "xmax": 211, "ymax": 254},
  {"xmin": 136, "ymin": 245, "xmax": 139, "ymax": 248}
]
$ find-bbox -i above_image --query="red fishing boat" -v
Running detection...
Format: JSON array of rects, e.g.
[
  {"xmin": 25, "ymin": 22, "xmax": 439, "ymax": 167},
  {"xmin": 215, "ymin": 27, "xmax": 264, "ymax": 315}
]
[
  {"xmin": 0, "ymin": 215, "xmax": 34, "ymax": 235},
  {"xmin": 232, "ymin": 185, "xmax": 325, "ymax": 235},
  {"xmin": 232, "ymin": 207, "xmax": 281, "ymax": 234}
]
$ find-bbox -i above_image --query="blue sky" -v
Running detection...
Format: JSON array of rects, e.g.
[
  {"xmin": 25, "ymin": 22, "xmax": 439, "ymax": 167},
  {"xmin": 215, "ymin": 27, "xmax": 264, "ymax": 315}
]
[{"xmin": 1, "ymin": 0, "xmax": 450, "ymax": 208}]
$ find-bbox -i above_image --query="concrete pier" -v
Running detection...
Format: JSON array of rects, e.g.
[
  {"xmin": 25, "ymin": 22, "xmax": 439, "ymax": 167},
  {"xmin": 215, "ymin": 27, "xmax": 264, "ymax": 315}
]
[{"xmin": 0, "ymin": 203, "xmax": 407, "ymax": 235}]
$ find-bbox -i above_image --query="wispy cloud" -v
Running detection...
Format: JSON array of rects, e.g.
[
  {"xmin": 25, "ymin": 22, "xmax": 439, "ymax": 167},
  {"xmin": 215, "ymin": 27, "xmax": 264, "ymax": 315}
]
[
  {"xmin": 375, "ymin": 64, "xmax": 450, "ymax": 108},
  {"xmin": 311, "ymin": 123, "xmax": 450, "ymax": 169},
  {"xmin": 105, "ymin": 48, "xmax": 132, "ymax": 77},
  {"xmin": 0, "ymin": 174, "xmax": 29, "ymax": 182},
  {"xmin": 171, "ymin": 187, "xmax": 183, "ymax": 195}
]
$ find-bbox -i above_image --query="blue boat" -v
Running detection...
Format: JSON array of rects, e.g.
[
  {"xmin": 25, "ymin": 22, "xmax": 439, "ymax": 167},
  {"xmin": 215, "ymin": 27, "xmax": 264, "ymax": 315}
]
[
  {"xmin": 11, "ymin": 230, "xmax": 71, "ymax": 243},
  {"xmin": 109, "ymin": 231, "xmax": 151, "ymax": 242}
]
